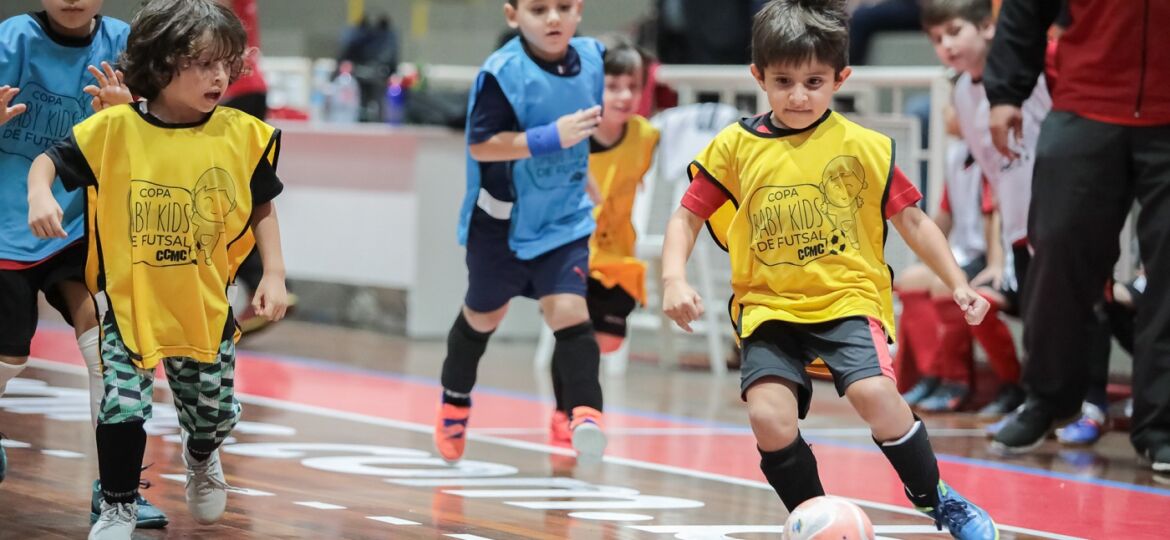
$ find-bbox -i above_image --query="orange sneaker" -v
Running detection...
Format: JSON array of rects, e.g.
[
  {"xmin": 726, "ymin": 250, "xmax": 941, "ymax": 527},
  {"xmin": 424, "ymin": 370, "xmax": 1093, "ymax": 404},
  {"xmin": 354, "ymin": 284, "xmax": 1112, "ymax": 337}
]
[
  {"xmin": 434, "ymin": 402, "xmax": 471, "ymax": 463},
  {"xmin": 549, "ymin": 410, "xmax": 572, "ymax": 445},
  {"xmin": 569, "ymin": 406, "xmax": 606, "ymax": 462}
]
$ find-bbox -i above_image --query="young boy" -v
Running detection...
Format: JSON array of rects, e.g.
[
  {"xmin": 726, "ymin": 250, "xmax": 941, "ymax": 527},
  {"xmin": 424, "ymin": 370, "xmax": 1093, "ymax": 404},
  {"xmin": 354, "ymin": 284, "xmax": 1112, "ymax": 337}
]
[
  {"xmin": 550, "ymin": 35, "xmax": 659, "ymax": 443},
  {"xmin": 920, "ymin": 0, "xmax": 1051, "ymax": 333},
  {"xmin": 896, "ymin": 108, "xmax": 1023, "ymax": 416},
  {"xmin": 661, "ymin": 1, "xmax": 998, "ymax": 537},
  {"xmin": 27, "ymin": 1, "xmax": 288, "ymax": 538},
  {"xmin": 437, "ymin": 0, "xmax": 607, "ymax": 462},
  {"xmin": 0, "ymin": 0, "xmax": 168, "ymax": 528}
]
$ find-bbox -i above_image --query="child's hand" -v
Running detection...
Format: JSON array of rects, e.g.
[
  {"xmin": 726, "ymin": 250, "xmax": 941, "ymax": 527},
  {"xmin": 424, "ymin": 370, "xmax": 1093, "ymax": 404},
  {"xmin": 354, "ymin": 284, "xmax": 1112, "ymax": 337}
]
[
  {"xmin": 83, "ymin": 62, "xmax": 133, "ymax": 113},
  {"xmin": 28, "ymin": 193, "xmax": 66, "ymax": 239},
  {"xmin": 970, "ymin": 265, "xmax": 1004, "ymax": 291},
  {"xmin": 0, "ymin": 85, "xmax": 28, "ymax": 126},
  {"xmin": 252, "ymin": 274, "xmax": 289, "ymax": 322},
  {"xmin": 663, "ymin": 278, "xmax": 704, "ymax": 332},
  {"xmin": 556, "ymin": 106, "xmax": 602, "ymax": 149},
  {"xmin": 953, "ymin": 286, "xmax": 990, "ymax": 325}
]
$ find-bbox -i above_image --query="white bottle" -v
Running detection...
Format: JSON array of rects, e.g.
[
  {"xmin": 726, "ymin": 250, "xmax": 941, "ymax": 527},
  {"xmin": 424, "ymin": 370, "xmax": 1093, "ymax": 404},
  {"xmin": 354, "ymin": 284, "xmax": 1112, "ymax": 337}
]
[
  {"xmin": 326, "ymin": 61, "xmax": 361, "ymax": 123},
  {"xmin": 309, "ymin": 62, "xmax": 334, "ymax": 122}
]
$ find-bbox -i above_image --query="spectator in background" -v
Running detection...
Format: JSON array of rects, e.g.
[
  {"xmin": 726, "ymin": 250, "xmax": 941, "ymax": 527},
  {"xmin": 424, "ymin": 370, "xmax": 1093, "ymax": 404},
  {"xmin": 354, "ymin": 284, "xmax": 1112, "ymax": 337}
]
[
  {"xmin": 655, "ymin": 0, "xmax": 755, "ymax": 65},
  {"xmin": 338, "ymin": 13, "xmax": 399, "ymax": 122},
  {"xmin": 985, "ymin": 0, "xmax": 1170, "ymax": 474},
  {"xmin": 848, "ymin": 0, "xmax": 921, "ymax": 66}
]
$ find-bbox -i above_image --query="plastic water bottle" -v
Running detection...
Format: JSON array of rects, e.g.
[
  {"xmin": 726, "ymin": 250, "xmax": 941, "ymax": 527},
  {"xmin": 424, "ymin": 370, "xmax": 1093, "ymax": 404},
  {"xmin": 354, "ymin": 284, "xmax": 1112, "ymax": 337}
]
[
  {"xmin": 308, "ymin": 62, "xmax": 333, "ymax": 122},
  {"xmin": 383, "ymin": 75, "xmax": 406, "ymax": 125},
  {"xmin": 326, "ymin": 61, "xmax": 361, "ymax": 123}
]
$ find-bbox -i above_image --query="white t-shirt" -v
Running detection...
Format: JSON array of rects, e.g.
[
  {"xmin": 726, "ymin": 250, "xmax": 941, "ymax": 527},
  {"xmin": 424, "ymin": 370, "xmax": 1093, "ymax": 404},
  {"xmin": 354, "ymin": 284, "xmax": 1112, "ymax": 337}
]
[
  {"xmin": 952, "ymin": 72, "xmax": 1052, "ymax": 247},
  {"xmin": 943, "ymin": 139, "xmax": 986, "ymax": 268}
]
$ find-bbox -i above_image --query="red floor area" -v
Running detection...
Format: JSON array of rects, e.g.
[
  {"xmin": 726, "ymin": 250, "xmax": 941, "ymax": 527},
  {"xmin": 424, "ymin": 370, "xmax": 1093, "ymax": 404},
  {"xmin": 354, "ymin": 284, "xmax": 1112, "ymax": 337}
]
[{"xmin": 31, "ymin": 328, "xmax": 1167, "ymax": 538}]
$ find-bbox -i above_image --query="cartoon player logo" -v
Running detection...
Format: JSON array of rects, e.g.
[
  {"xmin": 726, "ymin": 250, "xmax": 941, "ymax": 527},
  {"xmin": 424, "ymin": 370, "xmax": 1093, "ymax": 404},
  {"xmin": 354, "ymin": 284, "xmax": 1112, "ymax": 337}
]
[
  {"xmin": 191, "ymin": 168, "xmax": 237, "ymax": 265},
  {"xmin": 819, "ymin": 156, "xmax": 867, "ymax": 251}
]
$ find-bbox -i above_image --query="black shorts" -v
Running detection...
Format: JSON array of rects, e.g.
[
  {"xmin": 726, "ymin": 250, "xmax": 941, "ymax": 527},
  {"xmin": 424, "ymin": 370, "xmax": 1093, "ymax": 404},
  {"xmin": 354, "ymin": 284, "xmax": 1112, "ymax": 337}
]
[
  {"xmin": 586, "ymin": 277, "xmax": 637, "ymax": 337},
  {"xmin": 739, "ymin": 317, "xmax": 896, "ymax": 419},
  {"xmin": 0, "ymin": 242, "xmax": 87, "ymax": 356},
  {"xmin": 463, "ymin": 215, "xmax": 589, "ymax": 312}
]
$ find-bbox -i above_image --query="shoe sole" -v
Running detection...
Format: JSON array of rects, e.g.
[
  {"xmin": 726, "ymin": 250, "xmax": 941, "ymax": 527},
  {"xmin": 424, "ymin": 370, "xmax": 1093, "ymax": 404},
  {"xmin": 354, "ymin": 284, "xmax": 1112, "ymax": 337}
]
[
  {"xmin": 1154, "ymin": 462, "xmax": 1170, "ymax": 473},
  {"xmin": 89, "ymin": 512, "xmax": 169, "ymax": 529},
  {"xmin": 989, "ymin": 434, "xmax": 1046, "ymax": 456},
  {"xmin": 572, "ymin": 423, "xmax": 606, "ymax": 463}
]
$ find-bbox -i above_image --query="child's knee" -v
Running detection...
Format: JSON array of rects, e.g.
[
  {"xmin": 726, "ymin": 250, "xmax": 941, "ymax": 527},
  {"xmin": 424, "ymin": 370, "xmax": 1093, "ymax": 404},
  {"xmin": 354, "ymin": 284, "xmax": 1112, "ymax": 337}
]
[
  {"xmin": 541, "ymin": 294, "xmax": 589, "ymax": 330},
  {"xmin": 596, "ymin": 332, "xmax": 624, "ymax": 354},
  {"xmin": 845, "ymin": 376, "xmax": 905, "ymax": 415},
  {"xmin": 894, "ymin": 264, "xmax": 936, "ymax": 292}
]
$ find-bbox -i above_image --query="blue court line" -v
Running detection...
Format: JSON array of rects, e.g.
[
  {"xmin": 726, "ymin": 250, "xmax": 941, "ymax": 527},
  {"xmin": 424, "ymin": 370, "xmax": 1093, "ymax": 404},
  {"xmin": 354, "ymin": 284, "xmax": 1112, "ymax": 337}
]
[{"xmin": 238, "ymin": 344, "xmax": 1170, "ymax": 499}]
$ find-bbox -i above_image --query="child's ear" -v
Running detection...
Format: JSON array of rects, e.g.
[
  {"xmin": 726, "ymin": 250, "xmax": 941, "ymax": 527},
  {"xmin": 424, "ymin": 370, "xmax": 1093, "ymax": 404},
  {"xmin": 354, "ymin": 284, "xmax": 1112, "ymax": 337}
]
[
  {"xmin": 980, "ymin": 17, "xmax": 996, "ymax": 40},
  {"xmin": 833, "ymin": 66, "xmax": 853, "ymax": 91},
  {"xmin": 503, "ymin": 2, "xmax": 519, "ymax": 29},
  {"xmin": 750, "ymin": 64, "xmax": 766, "ymax": 91}
]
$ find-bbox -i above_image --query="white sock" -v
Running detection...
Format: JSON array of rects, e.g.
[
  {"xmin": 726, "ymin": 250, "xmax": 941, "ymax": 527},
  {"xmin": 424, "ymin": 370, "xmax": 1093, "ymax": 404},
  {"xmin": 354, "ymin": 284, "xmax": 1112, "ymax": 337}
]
[
  {"xmin": 77, "ymin": 327, "xmax": 103, "ymax": 427},
  {"xmin": 0, "ymin": 359, "xmax": 26, "ymax": 397}
]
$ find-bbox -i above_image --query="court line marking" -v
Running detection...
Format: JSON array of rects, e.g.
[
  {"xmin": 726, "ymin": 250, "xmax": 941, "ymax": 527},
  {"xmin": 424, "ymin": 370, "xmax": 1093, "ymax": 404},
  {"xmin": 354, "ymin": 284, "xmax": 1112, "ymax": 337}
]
[
  {"xmin": 368, "ymin": 515, "xmax": 421, "ymax": 526},
  {"xmin": 473, "ymin": 427, "xmax": 988, "ymax": 437},
  {"xmin": 25, "ymin": 358, "xmax": 1084, "ymax": 540},
  {"xmin": 295, "ymin": 501, "xmax": 347, "ymax": 510}
]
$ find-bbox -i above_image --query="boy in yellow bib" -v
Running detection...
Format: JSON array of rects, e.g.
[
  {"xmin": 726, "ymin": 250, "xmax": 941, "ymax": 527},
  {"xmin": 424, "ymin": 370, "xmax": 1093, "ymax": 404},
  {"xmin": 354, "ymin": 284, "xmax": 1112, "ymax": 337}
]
[
  {"xmin": 661, "ymin": 1, "xmax": 997, "ymax": 538},
  {"xmin": 550, "ymin": 35, "xmax": 659, "ymax": 443},
  {"xmin": 27, "ymin": 1, "xmax": 288, "ymax": 538}
]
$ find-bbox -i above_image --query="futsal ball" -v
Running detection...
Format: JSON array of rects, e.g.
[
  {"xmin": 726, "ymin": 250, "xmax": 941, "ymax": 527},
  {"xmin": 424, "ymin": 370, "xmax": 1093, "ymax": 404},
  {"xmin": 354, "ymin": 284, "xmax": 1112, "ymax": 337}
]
[{"xmin": 783, "ymin": 496, "xmax": 875, "ymax": 540}]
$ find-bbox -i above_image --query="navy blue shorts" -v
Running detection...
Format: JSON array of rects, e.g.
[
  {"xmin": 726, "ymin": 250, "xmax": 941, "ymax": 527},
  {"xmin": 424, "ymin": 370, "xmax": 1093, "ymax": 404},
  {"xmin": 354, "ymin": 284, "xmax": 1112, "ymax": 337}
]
[{"xmin": 464, "ymin": 217, "xmax": 589, "ymax": 313}]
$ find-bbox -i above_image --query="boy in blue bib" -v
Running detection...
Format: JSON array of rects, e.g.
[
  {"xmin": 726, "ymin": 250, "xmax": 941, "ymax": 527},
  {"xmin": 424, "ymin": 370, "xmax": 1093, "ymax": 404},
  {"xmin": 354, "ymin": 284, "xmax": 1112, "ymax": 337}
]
[{"xmin": 436, "ymin": 0, "xmax": 608, "ymax": 464}]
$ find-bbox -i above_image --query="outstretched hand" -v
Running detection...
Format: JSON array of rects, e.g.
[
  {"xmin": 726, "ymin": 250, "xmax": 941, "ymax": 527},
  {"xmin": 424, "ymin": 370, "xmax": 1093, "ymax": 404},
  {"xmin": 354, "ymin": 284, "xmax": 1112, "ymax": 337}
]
[
  {"xmin": 83, "ymin": 62, "xmax": 133, "ymax": 113},
  {"xmin": 0, "ymin": 85, "xmax": 27, "ymax": 126}
]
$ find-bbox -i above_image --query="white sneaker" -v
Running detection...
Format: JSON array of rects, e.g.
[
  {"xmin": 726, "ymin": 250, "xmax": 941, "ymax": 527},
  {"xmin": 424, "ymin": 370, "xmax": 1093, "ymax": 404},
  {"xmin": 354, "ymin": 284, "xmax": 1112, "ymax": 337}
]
[
  {"xmin": 88, "ymin": 500, "xmax": 137, "ymax": 540},
  {"xmin": 182, "ymin": 434, "xmax": 230, "ymax": 524}
]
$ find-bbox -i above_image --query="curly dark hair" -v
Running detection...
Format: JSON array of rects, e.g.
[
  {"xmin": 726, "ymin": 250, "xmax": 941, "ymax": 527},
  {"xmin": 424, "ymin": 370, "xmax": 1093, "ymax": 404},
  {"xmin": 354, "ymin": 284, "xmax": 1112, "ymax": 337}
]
[
  {"xmin": 751, "ymin": 0, "xmax": 850, "ymax": 76},
  {"xmin": 120, "ymin": 0, "xmax": 248, "ymax": 100}
]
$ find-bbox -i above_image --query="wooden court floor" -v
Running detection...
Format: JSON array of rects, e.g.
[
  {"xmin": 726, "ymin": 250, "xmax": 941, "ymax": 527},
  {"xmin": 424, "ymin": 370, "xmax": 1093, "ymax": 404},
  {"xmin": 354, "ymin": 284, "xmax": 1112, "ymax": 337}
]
[{"xmin": 1, "ymin": 321, "xmax": 1166, "ymax": 539}]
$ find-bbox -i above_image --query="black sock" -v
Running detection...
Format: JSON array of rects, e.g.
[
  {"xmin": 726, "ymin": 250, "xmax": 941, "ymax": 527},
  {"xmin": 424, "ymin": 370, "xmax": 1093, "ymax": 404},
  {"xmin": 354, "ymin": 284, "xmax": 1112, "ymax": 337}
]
[
  {"xmin": 877, "ymin": 419, "xmax": 940, "ymax": 508},
  {"xmin": 187, "ymin": 437, "xmax": 217, "ymax": 463},
  {"xmin": 551, "ymin": 353, "xmax": 566, "ymax": 412},
  {"xmin": 552, "ymin": 322, "xmax": 602, "ymax": 412},
  {"xmin": 440, "ymin": 311, "xmax": 493, "ymax": 406},
  {"xmin": 759, "ymin": 433, "xmax": 825, "ymax": 512},
  {"xmin": 96, "ymin": 421, "xmax": 147, "ymax": 504}
]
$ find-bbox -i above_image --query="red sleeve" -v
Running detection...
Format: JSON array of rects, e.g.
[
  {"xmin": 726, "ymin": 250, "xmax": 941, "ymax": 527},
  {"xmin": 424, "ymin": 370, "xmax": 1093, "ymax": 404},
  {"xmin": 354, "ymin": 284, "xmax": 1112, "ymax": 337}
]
[
  {"xmin": 980, "ymin": 176, "xmax": 997, "ymax": 214},
  {"xmin": 883, "ymin": 167, "xmax": 922, "ymax": 218},
  {"xmin": 681, "ymin": 170, "xmax": 730, "ymax": 219},
  {"xmin": 939, "ymin": 184, "xmax": 951, "ymax": 213}
]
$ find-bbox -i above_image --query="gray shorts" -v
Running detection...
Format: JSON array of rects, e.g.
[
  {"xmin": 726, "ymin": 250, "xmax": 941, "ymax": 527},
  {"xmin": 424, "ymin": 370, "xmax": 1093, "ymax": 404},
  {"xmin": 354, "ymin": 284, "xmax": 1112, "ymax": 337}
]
[{"xmin": 739, "ymin": 317, "xmax": 896, "ymax": 418}]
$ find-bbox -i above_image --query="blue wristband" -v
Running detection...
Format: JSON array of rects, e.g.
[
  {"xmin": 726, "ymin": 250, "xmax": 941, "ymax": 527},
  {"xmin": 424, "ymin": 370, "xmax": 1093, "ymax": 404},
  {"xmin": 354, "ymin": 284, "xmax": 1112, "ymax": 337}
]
[{"xmin": 526, "ymin": 122, "xmax": 562, "ymax": 157}]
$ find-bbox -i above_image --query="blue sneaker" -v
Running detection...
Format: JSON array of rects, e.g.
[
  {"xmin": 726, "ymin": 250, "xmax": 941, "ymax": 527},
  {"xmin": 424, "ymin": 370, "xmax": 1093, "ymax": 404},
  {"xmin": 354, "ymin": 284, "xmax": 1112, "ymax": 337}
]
[
  {"xmin": 917, "ymin": 481, "xmax": 999, "ymax": 539},
  {"xmin": 918, "ymin": 382, "xmax": 970, "ymax": 412},
  {"xmin": 91, "ymin": 479, "xmax": 169, "ymax": 529},
  {"xmin": 1055, "ymin": 402, "xmax": 1106, "ymax": 446},
  {"xmin": 902, "ymin": 377, "xmax": 940, "ymax": 406}
]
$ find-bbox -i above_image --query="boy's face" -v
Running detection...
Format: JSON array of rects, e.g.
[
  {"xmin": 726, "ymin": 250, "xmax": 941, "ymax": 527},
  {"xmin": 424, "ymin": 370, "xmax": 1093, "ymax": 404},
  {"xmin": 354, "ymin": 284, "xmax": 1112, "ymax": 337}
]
[
  {"xmin": 504, "ymin": 0, "xmax": 582, "ymax": 62},
  {"xmin": 926, "ymin": 17, "xmax": 994, "ymax": 76},
  {"xmin": 751, "ymin": 60, "xmax": 849, "ymax": 130},
  {"xmin": 41, "ymin": 0, "xmax": 102, "ymax": 37},
  {"xmin": 601, "ymin": 70, "xmax": 644, "ymax": 127}
]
